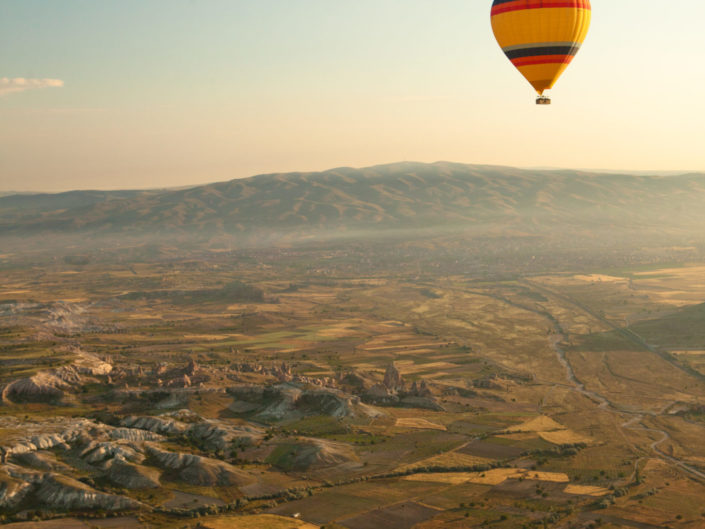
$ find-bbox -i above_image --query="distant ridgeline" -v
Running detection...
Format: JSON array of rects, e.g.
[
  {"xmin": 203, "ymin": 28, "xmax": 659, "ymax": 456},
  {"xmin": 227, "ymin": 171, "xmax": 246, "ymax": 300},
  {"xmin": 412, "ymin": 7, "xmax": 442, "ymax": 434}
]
[{"xmin": 1, "ymin": 162, "xmax": 704, "ymax": 245}]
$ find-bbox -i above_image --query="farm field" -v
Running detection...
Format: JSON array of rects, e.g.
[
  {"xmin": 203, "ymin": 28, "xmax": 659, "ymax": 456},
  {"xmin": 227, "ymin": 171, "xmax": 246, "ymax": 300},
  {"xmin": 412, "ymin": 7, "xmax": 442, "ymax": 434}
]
[{"xmin": 2, "ymin": 245, "xmax": 705, "ymax": 528}]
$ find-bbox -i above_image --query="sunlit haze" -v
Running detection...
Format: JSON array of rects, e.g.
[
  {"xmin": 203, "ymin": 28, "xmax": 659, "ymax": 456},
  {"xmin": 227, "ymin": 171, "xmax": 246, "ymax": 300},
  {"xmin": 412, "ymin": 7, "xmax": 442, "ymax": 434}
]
[{"xmin": 2, "ymin": 0, "xmax": 704, "ymax": 192}]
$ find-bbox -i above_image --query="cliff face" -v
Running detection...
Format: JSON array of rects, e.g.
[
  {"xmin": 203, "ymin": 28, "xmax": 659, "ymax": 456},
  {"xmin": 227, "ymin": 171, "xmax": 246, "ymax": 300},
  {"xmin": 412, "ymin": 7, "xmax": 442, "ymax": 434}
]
[
  {"xmin": 0, "ymin": 351, "xmax": 112, "ymax": 405},
  {"xmin": 0, "ymin": 414, "xmax": 261, "ymax": 512},
  {"xmin": 0, "ymin": 359, "xmax": 449, "ymax": 520},
  {"xmin": 268, "ymin": 438, "xmax": 358, "ymax": 472},
  {"xmin": 185, "ymin": 421, "xmax": 263, "ymax": 452},
  {"xmin": 72, "ymin": 350, "xmax": 114, "ymax": 376},
  {"xmin": 103, "ymin": 459, "xmax": 161, "ymax": 489},
  {"xmin": 226, "ymin": 384, "xmax": 354, "ymax": 422},
  {"xmin": 109, "ymin": 427, "xmax": 165, "ymax": 443},
  {"xmin": 146, "ymin": 444, "xmax": 254, "ymax": 487},
  {"xmin": 0, "ymin": 465, "xmax": 142, "ymax": 512},
  {"xmin": 1, "ymin": 420, "xmax": 91, "ymax": 460},
  {"xmin": 383, "ymin": 363, "xmax": 403, "ymax": 391},
  {"xmin": 1, "ymin": 370, "xmax": 74, "ymax": 404},
  {"xmin": 0, "ymin": 467, "xmax": 33, "ymax": 509},
  {"xmin": 36, "ymin": 474, "xmax": 142, "ymax": 511},
  {"xmin": 80, "ymin": 440, "xmax": 145, "ymax": 465},
  {"xmin": 121, "ymin": 415, "xmax": 188, "ymax": 435}
]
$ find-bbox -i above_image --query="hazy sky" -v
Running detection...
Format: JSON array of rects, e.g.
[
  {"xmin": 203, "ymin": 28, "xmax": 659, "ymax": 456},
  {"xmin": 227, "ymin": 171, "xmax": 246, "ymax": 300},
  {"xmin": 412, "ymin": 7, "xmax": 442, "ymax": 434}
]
[{"xmin": 2, "ymin": 1, "xmax": 704, "ymax": 192}]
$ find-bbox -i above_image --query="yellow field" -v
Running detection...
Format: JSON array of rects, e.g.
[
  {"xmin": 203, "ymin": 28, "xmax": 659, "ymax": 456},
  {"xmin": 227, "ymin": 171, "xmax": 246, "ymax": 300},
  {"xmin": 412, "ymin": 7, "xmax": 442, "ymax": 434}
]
[
  {"xmin": 503, "ymin": 415, "xmax": 591, "ymax": 445},
  {"xmin": 393, "ymin": 360, "xmax": 459, "ymax": 374},
  {"xmin": 395, "ymin": 418, "xmax": 446, "ymax": 430},
  {"xmin": 314, "ymin": 322, "xmax": 364, "ymax": 338},
  {"xmin": 506, "ymin": 415, "xmax": 564, "ymax": 433},
  {"xmin": 564, "ymin": 484, "xmax": 610, "ymax": 497},
  {"xmin": 403, "ymin": 472, "xmax": 481, "ymax": 485},
  {"xmin": 403, "ymin": 468, "xmax": 570, "ymax": 486},
  {"xmin": 574, "ymin": 274, "xmax": 627, "ymax": 283},
  {"xmin": 397, "ymin": 451, "xmax": 491, "ymax": 471},
  {"xmin": 200, "ymin": 514, "xmax": 318, "ymax": 529},
  {"xmin": 520, "ymin": 471, "xmax": 571, "ymax": 483},
  {"xmin": 539, "ymin": 430, "xmax": 592, "ymax": 445},
  {"xmin": 631, "ymin": 265, "xmax": 705, "ymax": 306},
  {"xmin": 182, "ymin": 334, "xmax": 240, "ymax": 341}
]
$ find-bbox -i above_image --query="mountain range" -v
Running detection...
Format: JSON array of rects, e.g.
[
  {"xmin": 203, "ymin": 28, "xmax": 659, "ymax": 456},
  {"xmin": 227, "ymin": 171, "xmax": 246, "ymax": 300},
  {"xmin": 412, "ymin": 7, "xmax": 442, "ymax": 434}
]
[{"xmin": 1, "ymin": 162, "xmax": 704, "ymax": 243}]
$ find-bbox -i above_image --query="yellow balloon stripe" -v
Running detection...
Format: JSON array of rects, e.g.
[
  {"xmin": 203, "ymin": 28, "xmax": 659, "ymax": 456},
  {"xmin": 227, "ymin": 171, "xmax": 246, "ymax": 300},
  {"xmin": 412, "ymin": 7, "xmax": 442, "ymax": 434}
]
[
  {"xmin": 491, "ymin": 8, "xmax": 591, "ymax": 49},
  {"xmin": 491, "ymin": 4, "xmax": 591, "ymax": 96}
]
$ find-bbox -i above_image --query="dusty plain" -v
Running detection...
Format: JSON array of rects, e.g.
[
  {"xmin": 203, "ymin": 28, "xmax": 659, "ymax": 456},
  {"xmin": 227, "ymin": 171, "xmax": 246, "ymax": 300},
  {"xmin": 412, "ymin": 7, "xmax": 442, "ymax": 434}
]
[{"xmin": 2, "ymin": 244, "xmax": 705, "ymax": 529}]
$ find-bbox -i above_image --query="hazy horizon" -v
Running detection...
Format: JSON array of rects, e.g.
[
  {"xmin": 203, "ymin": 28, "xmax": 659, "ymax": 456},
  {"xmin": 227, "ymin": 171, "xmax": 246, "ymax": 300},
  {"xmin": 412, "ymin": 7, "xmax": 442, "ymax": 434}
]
[
  {"xmin": 2, "ymin": 160, "xmax": 705, "ymax": 195},
  {"xmin": 3, "ymin": 0, "xmax": 705, "ymax": 192}
]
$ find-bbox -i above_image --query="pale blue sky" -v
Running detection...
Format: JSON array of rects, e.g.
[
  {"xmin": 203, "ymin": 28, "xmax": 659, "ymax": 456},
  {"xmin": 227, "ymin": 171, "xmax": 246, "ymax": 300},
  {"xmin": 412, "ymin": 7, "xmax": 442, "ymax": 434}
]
[{"xmin": 1, "ymin": 1, "xmax": 704, "ymax": 191}]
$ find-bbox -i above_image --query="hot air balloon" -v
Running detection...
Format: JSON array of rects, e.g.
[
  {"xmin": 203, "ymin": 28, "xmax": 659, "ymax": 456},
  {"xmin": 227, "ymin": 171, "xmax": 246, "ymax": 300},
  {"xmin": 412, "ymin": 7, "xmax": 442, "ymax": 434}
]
[{"xmin": 491, "ymin": 0, "xmax": 591, "ymax": 104}]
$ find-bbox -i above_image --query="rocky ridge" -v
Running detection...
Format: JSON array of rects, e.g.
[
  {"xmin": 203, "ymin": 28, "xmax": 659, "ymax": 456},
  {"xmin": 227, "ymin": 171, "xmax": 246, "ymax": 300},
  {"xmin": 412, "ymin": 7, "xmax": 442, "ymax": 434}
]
[{"xmin": 1, "ymin": 350, "xmax": 112, "ymax": 405}]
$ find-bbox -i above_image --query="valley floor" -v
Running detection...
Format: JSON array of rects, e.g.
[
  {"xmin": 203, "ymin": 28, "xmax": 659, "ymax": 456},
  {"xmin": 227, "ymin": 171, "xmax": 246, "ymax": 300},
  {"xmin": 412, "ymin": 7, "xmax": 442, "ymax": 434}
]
[{"xmin": 2, "ymin": 248, "xmax": 705, "ymax": 529}]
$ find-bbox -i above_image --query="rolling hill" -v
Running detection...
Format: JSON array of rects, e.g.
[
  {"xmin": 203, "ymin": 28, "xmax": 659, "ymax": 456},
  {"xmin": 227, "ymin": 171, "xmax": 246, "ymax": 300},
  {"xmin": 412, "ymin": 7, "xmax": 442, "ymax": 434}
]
[{"xmin": 1, "ymin": 162, "xmax": 704, "ymax": 242}]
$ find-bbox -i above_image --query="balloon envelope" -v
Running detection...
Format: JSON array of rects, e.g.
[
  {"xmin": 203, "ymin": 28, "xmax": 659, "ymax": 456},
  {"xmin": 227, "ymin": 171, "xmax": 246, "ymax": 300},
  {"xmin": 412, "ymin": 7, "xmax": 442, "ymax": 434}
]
[{"xmin": 491, "ymin": 0, "xmax": 592, "ymax": 95}]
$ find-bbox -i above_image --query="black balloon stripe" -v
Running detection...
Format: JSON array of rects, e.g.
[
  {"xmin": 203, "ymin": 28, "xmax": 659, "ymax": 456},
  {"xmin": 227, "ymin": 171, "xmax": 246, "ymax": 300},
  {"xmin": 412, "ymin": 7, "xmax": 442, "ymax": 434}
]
[{"xmin": 504, "ymin": 45, "xmax": 579, "ymax": 59}]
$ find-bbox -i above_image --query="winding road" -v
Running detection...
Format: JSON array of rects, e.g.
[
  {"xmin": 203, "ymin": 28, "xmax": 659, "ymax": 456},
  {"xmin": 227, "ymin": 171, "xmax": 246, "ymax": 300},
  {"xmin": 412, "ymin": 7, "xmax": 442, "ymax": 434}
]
[{"xmin": 471, "ymin": 280, "xmax": 705, "ymax": 484}]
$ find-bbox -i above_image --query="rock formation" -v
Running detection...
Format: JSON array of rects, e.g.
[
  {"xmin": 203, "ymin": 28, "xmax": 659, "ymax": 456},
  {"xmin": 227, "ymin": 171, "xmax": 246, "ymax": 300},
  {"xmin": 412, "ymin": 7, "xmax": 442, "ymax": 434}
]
[
  {"xmin": 185, "ymin": 358, "xmax": 199, "ymax": 377},
  {"xmin": 340, "ymin": 371, "xmax": 373, "ymax": 390},
  {"xmin": 1, "ymin": 350, "xmax": 112, "ymax": 405},
  {"xmin": 0, "ymin": 466, "xmax": 32, "ymax": 509},
  {"xmin": 146, "ymin": 445, "xmax": 253, "ymax": 487},
  {"xmin": 185, "ymin": 421, "xmax": 263, "ymax": 453},
  {"xmin": 167, "ymin": 374, "xmax": 191, "ymax": 388},
  {"xmin": 1, "ymin": 367, "xmax": 80, "ymax": 404},
  {"xmin": 109, "ymin": 427, "xmax": 165, "ymax": 442},
  {"xmin": 362, "ymin": 383, "xmax": 398, "ymax": 405},
  {"xmin": 35, "ymin": 473, "xmax": 141, "ymax": 511},
  {"xmin": 72, "ymin": 350, "xmax": 113, "ymax": 376},
  {"xmin": 227, "ymin": 385, "xmax": 354, "ymax": 421},
  {"xmin": 473, "ymin": 374, "xmax": 514, "ymax": 391},
  {"xmin": 1, "ymin": 464, "xmax": 141, "ymax": 511},
  {"xmin": 1, "ymin": 420, "xmax": 91, "ymax": 459},
  {"xmin": 121, "ymin": 415, "xmax": 188, "ymax": 435},
  {"xmin": 295, "ymin": 390, "xmax": 353, "ymax": 418},
  {"xmin": 103, "ymin": 459, "xmax": 161, "ymax": 489},
  {"xmin": 268, "ymin": 438, "xmax": 358, "ymax": 471},
  {"xmin": 383, "ymin": 363, "xmax": 403, "ymax": 391},
  {"xmin": 79, "ymin": 440, "xmax": 144, "ymax": 465}
]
